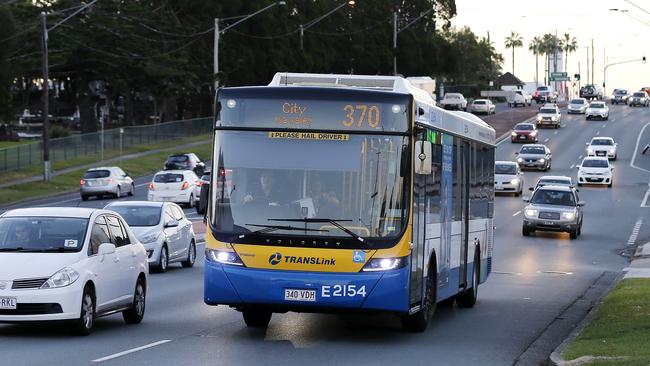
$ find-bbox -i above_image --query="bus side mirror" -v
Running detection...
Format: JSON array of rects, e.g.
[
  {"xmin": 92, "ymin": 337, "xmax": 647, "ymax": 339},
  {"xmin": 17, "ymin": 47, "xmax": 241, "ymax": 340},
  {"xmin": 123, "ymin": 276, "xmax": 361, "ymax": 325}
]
[{"xmin": 414, "ymin": 140, "xmax": 432, "ymax": 175}]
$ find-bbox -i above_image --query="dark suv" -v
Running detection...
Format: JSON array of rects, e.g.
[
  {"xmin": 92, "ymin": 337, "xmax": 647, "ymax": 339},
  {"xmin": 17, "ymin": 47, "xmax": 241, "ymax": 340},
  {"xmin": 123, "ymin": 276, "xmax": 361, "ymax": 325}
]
[
  {"xmin": 164, "ymin": 153, "xmax": 205, "ymax": 176},
  {"xmin": 579, "ymin": 84, "xmax": 602, "ymax": 100}
]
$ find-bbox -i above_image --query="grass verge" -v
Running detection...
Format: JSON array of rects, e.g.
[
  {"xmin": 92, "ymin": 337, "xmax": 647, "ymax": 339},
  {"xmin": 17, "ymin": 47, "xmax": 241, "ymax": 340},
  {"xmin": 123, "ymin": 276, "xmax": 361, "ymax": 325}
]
[
  {"xmin": 0, "ymin": 133, "xmax": 212, "ymax": 186},
  {"xmin": 562, "ymin": 278, "xmax": 650, "ymax": 366},
  {"xmin": 0, "ymin": 139, "xmax": 212, "ymax": 206},
  {"xmin": 0, "ymin": 140, "xmax": 29, "ymax": 149}
]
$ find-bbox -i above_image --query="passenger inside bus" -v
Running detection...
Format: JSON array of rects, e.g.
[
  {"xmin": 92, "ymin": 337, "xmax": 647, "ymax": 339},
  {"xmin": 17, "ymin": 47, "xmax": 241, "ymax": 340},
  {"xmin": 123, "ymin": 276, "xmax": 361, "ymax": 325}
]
[{"xmin": 310, "ymin": 179, "xmax": 341, "ymax": 217}]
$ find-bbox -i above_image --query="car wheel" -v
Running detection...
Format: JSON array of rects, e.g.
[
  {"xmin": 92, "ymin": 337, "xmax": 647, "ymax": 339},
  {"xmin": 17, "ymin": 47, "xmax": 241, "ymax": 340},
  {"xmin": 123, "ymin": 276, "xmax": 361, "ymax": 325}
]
[
  {"xmin": 187, "ymin": 194, "xmax": 194, "ymax": 208},
  {"xmin": 115, "ymin": 186, "xmax": 121, "ymax": 199},
  {"xmin": 522, "ymin": 226, "xmax": 531, "ymax": 236},
  {"xmin": 81, "ymin": 195, "xmax": 88, "ymax": 201},
  {"xmin": 123, "ymin": 278, "xmax": 146, "ymax": 324},
  {"xmin": 181, "ymin": 240, "xmax": 196, "ymax": 268},
  {"xmin": 402, "ymin": 258, "xmax": 437, "ymax": 332},
  {"xmin": 154, "ymin": 245, "xmax": 169, "ymax": 273},
  {"xmin": 242, "ymin": 308, "xmax": 273, "ymax": 328},
  {"xmin": 613, "ymin": 155, "xmax": 617, "ymax": 161},
  {"xmin": 578, "ymin": 182, "xmax": 583, "ymax": 187},
  {"xmin": 569, "ymin": 228, "xmax": 578, "ymax": 240},
  {"xmin": 608, "ymin": 181, "xmax": 613, "ymax": 188},
  {"xmin": 578, "ymin": 224, "xmax": 582, "ymax": 236},
  {"xmin": 457, "ymin": 250, "xmax": 480, "ymax": 308},
  {"xmin": 71, "ymin": 286, "xmax": 95, "ymax": 336},
  {"xmin": 128, "ymin": 183, "xmax": 135, "ymax": 196}
]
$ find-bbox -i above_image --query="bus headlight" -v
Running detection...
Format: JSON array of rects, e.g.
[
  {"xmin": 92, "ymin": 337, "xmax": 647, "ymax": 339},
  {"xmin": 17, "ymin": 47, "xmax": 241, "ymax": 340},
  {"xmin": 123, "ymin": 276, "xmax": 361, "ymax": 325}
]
[
  {"xmin": 361, "ymin": 257, "xmax": 406, "ymax": 272},
  {"xmin": 206, "ymin": 249, "xmax": 244, "ymax": 266}
]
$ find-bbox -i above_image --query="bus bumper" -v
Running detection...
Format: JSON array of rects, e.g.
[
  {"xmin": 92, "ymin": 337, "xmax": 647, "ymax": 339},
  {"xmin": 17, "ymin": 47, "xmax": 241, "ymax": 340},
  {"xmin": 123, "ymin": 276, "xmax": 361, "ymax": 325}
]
[{"xmin": 204, "ymin": 260, "xmax": 410, "ymax": 313}]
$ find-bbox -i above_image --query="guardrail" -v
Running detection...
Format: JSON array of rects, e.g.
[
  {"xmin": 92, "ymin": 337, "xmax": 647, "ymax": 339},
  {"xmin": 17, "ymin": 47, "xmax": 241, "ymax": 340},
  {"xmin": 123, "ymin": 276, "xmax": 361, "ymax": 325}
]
[{"xmin": 0, "ymin": 117, "xmax": 213, "ymax": 173}]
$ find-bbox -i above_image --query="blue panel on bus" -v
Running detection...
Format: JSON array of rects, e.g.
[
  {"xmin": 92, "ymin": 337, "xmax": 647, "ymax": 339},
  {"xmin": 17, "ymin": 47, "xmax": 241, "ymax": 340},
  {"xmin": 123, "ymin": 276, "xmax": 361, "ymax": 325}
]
[{"xmin": 204, "ymin": 261, "xmax": 410, "ymax": 313}]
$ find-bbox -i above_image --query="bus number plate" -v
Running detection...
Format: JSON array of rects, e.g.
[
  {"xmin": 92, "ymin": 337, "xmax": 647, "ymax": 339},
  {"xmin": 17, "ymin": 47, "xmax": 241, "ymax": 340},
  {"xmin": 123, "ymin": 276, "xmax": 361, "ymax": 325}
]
[{"xmin": 284, "ymin": 289, "xmax": 316, "ymax": 302}]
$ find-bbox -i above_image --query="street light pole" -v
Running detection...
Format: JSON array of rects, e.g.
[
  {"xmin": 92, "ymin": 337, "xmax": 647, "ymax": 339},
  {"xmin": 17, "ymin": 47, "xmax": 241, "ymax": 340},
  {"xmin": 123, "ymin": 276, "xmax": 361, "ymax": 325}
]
[
  {"xmin": 603, "ymin": 56, "xmax": 646, "ymax": 96},
  {"xmin": 214, "ymin": 1, "xmax": 285, "ymax": 90},
  {"xmin": 40, "ymin": 0, "xmax": 99, "ymax": 182},
  {"xmin": 393, "ymin": 7, "xmax": 434, "ymax": 75}
]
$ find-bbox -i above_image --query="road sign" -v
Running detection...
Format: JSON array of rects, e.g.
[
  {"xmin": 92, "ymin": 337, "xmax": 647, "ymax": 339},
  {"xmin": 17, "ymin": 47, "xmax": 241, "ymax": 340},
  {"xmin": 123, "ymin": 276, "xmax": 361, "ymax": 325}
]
[
  {"xmin": 550, "ymin": 72, "xmax": 568, "ymax": 78},
  {"xmin": 550, "ymin": 76, "xmax": 570, "ymax": 81}
]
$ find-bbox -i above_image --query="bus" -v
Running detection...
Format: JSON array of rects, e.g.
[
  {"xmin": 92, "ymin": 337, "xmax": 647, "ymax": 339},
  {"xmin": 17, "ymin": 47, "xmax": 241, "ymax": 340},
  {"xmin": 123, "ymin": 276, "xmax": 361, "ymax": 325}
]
[{"xmin": 204, "ymin": 73, "xmax": 496, "ymax": 332}]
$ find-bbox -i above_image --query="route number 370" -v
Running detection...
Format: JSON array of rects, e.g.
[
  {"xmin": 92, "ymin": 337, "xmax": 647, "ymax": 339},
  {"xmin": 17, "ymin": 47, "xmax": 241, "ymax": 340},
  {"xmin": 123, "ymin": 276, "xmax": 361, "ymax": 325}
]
[
  {"xmin": 321, "ymin": 284, "xmax": 367, "ymax": 298},
  {"xmin": 342, "ymin": 105, "xmax": 381, "ymax": 128}
]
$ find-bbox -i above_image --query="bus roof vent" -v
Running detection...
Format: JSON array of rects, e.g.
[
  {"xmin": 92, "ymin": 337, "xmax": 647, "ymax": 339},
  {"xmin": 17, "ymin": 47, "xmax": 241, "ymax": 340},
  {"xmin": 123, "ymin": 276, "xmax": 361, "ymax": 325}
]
[
  {"xmin": 279, "ymin": 75, "xmax": 339, "ymax": 86},
  {"xmin": 273, "ymin": 73, "xmax": 395, "ymax": 90}
]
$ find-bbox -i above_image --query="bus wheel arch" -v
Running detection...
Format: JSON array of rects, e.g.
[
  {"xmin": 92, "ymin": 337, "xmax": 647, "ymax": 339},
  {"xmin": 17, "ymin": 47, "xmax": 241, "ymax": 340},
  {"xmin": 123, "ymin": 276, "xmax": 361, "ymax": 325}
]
[{"xmin": 401, "ymin": 253, "xmax": 437, "ymax": 332}]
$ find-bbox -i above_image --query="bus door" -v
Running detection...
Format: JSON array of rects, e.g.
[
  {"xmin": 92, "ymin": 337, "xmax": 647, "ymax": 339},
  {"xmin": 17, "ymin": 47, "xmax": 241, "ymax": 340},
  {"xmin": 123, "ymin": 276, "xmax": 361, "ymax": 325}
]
[
  {"xmin": 409, "ymin": 159, "xmax": 427, "ymax": 306},
  {"xmin": 459, "ymin": 142, "xmax": 470, "ymax": 290}
]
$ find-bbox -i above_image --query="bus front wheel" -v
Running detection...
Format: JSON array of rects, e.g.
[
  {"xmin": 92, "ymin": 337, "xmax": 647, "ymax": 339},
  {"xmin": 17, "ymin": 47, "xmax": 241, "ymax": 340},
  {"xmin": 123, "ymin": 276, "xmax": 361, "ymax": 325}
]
[
  {"xmin": 242, "ymin": 308, "xmax": 272, "ymax": 328},
  {"xmin": 402, "ymin": 258, "xmax": 437, "ymax": 332}
]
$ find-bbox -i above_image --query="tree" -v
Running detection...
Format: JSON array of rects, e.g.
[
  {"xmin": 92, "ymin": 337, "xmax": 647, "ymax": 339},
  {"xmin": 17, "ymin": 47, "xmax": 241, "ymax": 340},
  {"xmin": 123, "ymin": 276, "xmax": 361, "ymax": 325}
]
[
  {"xmin": 528, "ymin": 36, "xmax": 542, "ymax": 85},
  {"xmin": 562, "ymin": 32, "xmax": 578, "ymax": 74},
  {"xmin": 0, "ymin": 7, "xmax": 16, "ymax": 121},
  {"xmin": 504, "ymin": 31, "xmax": 523, "ymax": 75},
  {"xmin": 540, "ymin": 33, "xmax": 562, "ymax": 85}
]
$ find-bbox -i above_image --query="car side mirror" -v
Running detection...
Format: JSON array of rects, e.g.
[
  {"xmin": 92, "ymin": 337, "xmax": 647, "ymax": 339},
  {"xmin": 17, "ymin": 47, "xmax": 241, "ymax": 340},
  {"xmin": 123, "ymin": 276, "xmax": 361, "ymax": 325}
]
[
  {"xmin": 578, "ymin": 201, "xmax": 586, "ymax": 207},
  {"xmin": 98, "ymin": 243, "xmax": 116, "ymax": 256},
  {"xmin": 165, "ymin": 219, "xmax": 179, "ymax": 228},
  {"xmin": 528, "ymin": 187, "xmax": 534, "ymax": 191},
  {"xmin": 585, "ymin": 142, "xmax": 589, "ymax": 146},
  {"xmin": 611, "ymin": 166, "xmax": 614, "ymax": 170},
  {"xmin": 522, "ymin": 197, "xmax": 530, "ymax": 203},
  {"xmin": 576, "ymin": 165, "xmax": 581, "ymax": 169},
  {"xmin": 514, "ymin": 152, "xmax": 519, "ymax": 155}
]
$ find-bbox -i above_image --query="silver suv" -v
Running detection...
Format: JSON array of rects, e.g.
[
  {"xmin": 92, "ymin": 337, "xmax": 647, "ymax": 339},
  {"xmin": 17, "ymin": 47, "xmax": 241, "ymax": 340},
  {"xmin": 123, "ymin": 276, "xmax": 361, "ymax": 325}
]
[{"xmin": 522, "ymin": 185, "xmax": 584, "ymax": 239}]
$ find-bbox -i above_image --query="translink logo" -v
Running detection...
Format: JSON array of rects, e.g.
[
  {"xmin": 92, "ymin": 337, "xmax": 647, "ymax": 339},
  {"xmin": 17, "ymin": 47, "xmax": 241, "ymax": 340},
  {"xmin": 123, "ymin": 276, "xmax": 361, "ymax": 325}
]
[
  {"xmin": 267, "ymin": 252, "xmax": 336, "ymax": 266},
  {"xmin": 268, "ymin": 252, "xmax": 282, "ymax": 265}
]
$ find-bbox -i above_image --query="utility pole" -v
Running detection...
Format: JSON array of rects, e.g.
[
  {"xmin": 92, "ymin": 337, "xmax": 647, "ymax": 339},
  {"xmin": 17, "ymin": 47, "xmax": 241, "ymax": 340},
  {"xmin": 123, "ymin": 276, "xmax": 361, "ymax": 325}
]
[
  {"xmin": 577, "ymin": 62, "xmax": 581, "ymax": 95},
  {"xmin": 591, "ymin": 38, "xmax": 594, "ymax": 87},
  {"xmin": 41, "ymin": 12, "xmax": 50, "ymax": 181},
  {"xmin": 586, "ymin": 47, "xmax": 590, "ymax": 84},
  {"xmin": 213, "ymin": 18, "xmax": 219, "ymax": 92},
  {"xmin": 299, "ymin": 1, "xmax": 354, "ymax": 51},
  {"xmin": 393, "ymin": 12, "xmax": 397, "ymax": 75}
]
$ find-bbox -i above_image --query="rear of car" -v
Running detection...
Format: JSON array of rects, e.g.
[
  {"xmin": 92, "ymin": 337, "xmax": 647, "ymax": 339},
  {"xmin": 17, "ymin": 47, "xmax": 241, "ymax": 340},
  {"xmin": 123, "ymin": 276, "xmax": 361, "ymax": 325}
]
[
  {"xmin": 440, "ymin": 93, "xmax": 467, "ymax": 110},
  {"xmin": 470, "ymin": 99, "xmax": 492, "ymax": 114},
  {"xmin": 522, "ymin": 186, "xmax": 583, "ymax": 239},
  {"xmin": 494, "ymin": 162, "xmax": 523, "ymax": 195},
  {"xmin": 80, "ymin": 167, "xmax": 132, "ymax": 200},
  {"xmin": 148, "ymin": 170, "xmax": 199, "ymax": 207}
]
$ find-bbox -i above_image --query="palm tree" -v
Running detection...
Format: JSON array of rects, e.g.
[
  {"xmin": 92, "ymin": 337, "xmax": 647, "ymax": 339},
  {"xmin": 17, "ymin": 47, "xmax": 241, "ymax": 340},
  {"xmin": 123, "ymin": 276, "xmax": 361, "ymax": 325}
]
[
  {"xmin": 562, "ymin": 33, "xmax": 578, "ymax": 74},
  {"xmin": 504, "ymin": 31, "xmax": 523, "ymax": 75},
  {"xmin": 541, "ymin": 33, "xmax": 561, "ymax": 85},
  {"xmin": 529, "ymin": 37, "xmax": 542, "ymax": 85}
]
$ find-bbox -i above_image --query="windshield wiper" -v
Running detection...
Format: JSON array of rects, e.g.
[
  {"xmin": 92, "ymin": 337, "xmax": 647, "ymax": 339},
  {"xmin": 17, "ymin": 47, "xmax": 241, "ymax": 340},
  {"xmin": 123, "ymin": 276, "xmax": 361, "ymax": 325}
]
[
  {"xmin": 0, "ymin": 247, "xmax": 25, "ymax": 252},
  {"xmin": 269, "ymin": 218, "xmax": 365, "ymax": 243},
  {"xmin": 238, "ymin": 224, "xmax": 329, "ymax": 239},
  {"xmin": 18, "ymin": 247, "xmax": 77, "ymax": 253}
]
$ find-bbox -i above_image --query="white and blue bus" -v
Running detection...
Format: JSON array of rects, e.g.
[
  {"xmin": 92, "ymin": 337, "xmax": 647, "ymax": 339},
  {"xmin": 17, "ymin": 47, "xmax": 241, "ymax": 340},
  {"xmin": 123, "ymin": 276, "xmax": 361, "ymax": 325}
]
[{"xmin": 204, "ymin": 73, "xmax": 496, "ymax": 331}]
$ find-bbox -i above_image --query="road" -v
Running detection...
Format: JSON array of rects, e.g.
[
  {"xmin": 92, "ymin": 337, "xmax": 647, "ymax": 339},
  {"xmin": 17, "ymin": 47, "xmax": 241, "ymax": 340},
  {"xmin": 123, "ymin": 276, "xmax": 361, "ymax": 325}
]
[{"xmin": 1, "ymin": 104, "xmax": 650, "ymax": 366}]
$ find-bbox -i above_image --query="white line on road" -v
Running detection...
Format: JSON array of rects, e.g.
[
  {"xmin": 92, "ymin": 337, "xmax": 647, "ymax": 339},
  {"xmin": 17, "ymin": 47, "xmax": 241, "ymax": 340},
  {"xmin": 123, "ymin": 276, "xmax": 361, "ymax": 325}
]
[
  {"xmin": 602, "ymin": 124, "xmax": 606, "ymax": 128},
  {"xmin": 492, "ymin": 271, "xmax": 523, "ymax": 276},
  {"xmin": 36, "ymin": 197, "xmax": 81, "ymax": 207},
  {"xmin": 627, "ymin": 218, "xmax": 643, "ymax": 246},
  {"xmin": 543, "ymin": 138, "xmax": 550, "ymax": 143},
  {"xmin": 578, "ymin": 155, "xmax": 583, "ymax": 160},
  {"xmin": 641, "ymin": 183, "xmax": 650, "ymax": 208},
  {"xmin": 553, "ymin": 131, "xmax": 558, "ymax": 135},
  {"xmin": 512, "ymin": 210, "xmax": 521, "ymax": 217},
  {"xmin": 92, "ymin": 340, "xmax": 171, "ymax": 363},
  {"xmin": 631, "ymin": 122, "xmax": 650, "ymax": 173},
  {"xmin": 596, "ymin": 130, "xmax": 600, "ymax": 135},
  {"xmin": 570, "ymin": 164, "xmax": 575, "ymax": 169}
]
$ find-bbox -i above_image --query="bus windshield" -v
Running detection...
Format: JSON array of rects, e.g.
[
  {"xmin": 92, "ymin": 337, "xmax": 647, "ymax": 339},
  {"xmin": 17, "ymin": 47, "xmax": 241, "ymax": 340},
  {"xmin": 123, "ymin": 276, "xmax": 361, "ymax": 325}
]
[{"xmin": 209, "ymin": 130, "xmax": 409, "ymax": 248}]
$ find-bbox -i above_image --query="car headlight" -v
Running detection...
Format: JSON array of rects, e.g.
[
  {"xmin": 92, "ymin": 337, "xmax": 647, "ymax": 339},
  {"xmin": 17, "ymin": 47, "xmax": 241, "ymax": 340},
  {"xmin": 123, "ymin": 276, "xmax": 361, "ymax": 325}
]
[
  {"xmin": 517, "ymin": 157, "xmax": 523, "ymax": 163},
  {"xmin": 587, "ymin": 148, "xmax": 593, "ymax": 154},
  {"xmin": 536, "ymin": 115, "xmax": 542, "ymax": 121},
  {"xmin": 525, "ymin": 208, "xmax": 538, "ymax": 218},
  {"xmin": 551, "ymin": 116, "xmax": 558, "ymax": 121},
  {"xmin": 41, "ymin": 267, "xmax": 79, "ymax": 289},
  {"xmin": 609, "ymin": 148, "xmax": 615, "ymax": 153},
  {"xmin": 510, "ymin": 178, "xmax": 520, "ymax": 185},
  {"xmin": 562, "ymin": 212, "xmax": 575, "ymax": 220},
  {"xmin": 140, "ymin": 232, "xmax": 160, "ymax": 243},
  {"xmin": 530, "ymin": 131, "xmax": 538, "ymax": 136},
  {"xmin": 512, "ymin": 131, "xmax": 517, "ymax": 136},
  {"xmin": 206, "ymin": 249, "xmax": 244, "ymax": 266},
  {"xmin": 361, "ymin": 257, "xmax": 406, "ymax": 272},
  {"xmin": 538, "ymin": 158, "xmax": 545, "ymax": 163}
]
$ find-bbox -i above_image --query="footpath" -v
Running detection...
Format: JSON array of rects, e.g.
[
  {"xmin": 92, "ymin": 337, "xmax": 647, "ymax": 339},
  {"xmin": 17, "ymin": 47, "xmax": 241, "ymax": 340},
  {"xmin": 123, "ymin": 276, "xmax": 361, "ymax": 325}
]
[{"xmin": 549, "ymin": 242, "xmax": 650, "ymax": 366}]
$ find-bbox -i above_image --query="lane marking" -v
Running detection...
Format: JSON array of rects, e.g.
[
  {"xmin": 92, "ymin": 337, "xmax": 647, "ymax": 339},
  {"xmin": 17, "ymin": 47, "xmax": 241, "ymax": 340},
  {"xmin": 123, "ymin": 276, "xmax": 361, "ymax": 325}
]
[
  {"xmin": 578, "ymin": 155, "xmax": 583, "ymax": 160},
  {"xmin": 596, "ymin": 130, "xmax": 600, "ymax": 135},
  {"xmin": 641, "ymin": 183, "xmax": 650, "ymax": 208},
  {"xmin": 512, "ymin": 210, "xmax": 521, "ymax": 217},
  {"xmin": 570, "ymin": 164, "xmax": 575, "ymax": 169},
  {"xmin": 36, "ymin": 197, "xmax": 81, "ymax": 206},
  {"xmin": 92, "ymin": 340, "xmax": 171, "ymax": 363},
  {"xmin": 630, "ymin": 122, "xmax": 650, "ymax": 173},
  {"xmin": 553, "ymin": 131, "xmax": 558, "ymax": 135},
  {"xmin": 492, "ymin": 271, "xmax": 523, "ymax": 276},
  {"xmin": 543, "ymin": 138, "xmax": 550, "ymax": 143},
  {"xmin": 627, "ymin": 218, "xmax": 643, "ymax": 246},
  {"xmin": 538, "ymin": 270, "xmax": 574, "ymax": 275},
  {"xmin": 602, "ymin": 124, "xmax": 606, "ymax": 128}
]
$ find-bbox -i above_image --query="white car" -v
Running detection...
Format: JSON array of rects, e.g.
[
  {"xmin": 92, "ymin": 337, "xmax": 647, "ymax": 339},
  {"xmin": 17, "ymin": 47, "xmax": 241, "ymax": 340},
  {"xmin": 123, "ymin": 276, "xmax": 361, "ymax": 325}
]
[
  {"xmin": 577, "ymin": 157, "xmax": 613, "ymax": 187},
  {"xmin": 567, "ymin": 98, "xmax": 589, "ymax": 114},
  {"xmin": 494, "ymin": 161, "xmax": 524, "ymax": 196},
  {"xmin": 585, "ymin": 101, "xmax": 609, "ymax": 120},
  {"xmin": 0, "ymin": 207, "xmax": 148, "ymax": 335},
  {"xmin": 586, "ymin": 137, "xmax": 617, "ymax": 160},
  {"xmin": 439, "ymin": 93, "xmax": 468, "ymax": 110},
  {"xmin": 536, "ymin": 104, "xmax": 561, "ymax": 128},
  {"xmin": 469, "ymin": 99, "xmax": 496, "ymax": 115},
  {"xmin": 531, "ymin": 176, "xmax": 574, "ymax": 191},
  {"xmin": 507, "ymin": 90, "xmax": 532, "ymax": 107},
  {"xmin": 104, "ymin": 201, "xmax": 196, "ymax": 273},
  {"xmin": 148, "ymin": 170, "xmax": 200, "ymax": 207}
]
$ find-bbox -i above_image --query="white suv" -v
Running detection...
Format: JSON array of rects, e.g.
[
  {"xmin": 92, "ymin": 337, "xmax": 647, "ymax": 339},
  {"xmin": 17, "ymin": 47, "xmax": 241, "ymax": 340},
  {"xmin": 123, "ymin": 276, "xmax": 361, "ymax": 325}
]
[
  {"xmin": 536, "ymin": 104, "xmax": 561, "ymax": 128},
  {"xmin": 577, "ymin": 157, "xmax": 614, "ymax": 187},
  {"xmin": 0, "ymin": 207, "xmax": 148, "ymax": 335}
]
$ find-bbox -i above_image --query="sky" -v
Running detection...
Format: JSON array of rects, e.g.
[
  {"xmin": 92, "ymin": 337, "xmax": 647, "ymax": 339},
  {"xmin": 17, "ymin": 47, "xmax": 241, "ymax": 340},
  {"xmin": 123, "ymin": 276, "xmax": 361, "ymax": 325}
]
[{"xmin": 451, "ymin": 0, "xmax": 650, "ymax": 96}]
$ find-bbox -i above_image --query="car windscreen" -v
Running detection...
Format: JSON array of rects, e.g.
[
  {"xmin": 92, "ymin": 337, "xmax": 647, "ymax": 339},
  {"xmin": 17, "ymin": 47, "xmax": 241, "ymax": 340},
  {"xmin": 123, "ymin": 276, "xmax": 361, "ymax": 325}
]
[
  {"xmin": 538, "ymin": 178, "xmax": 570, "ymax": 186},
  {"xmin": 473, "ymin": 100, "xmax": 486, "ymax": 105},
  {"xmin": 539, "ymin": 108, "xmax": 556, "ymax": 114},
  {"xmin": 615, "ymin": 90, "xmax": 627, "ymax": 95},
  {"xmin": 0, "ymin": 217, "xmax": 88, "ymax": 252},
  {"xmin": 445, "ymin": 94, "xmax": 460, "ymax": 99},
  {"xmin": 495, "ymin": 164, "xmax": 517, "ymax": 174},
  {"xmin": 531, "ymin": 190, "xmax": 576, "ymax": 206},
  {"xmin": 106, "ymin": 206, "xmax": 162, "ymax": 227},
  {"xmin": 591, "ymin": 139, "xmax": 613, "ymax": 146},
  {"xmin": 633, "ymin": 92, "xmax": 645, "ymax": 97},
  {"xmin": 154, "ymin": 173, "xmax": 184, "ymax": 183},
  {"xmin": 167, "ymin": 155, "xmax": 189, "ymax": 163},
  {"xmin": 521, "ymin": 147, "xmax": 545, "ymax": 154},
  {"xmin": 537, "ymin": 86, "xmax": 548, "ymax": 91},
  {"xmin": 590, "ymin": 104, "xmax": 604, "ymax": 109},
  {"xmin": 515, "ymin": 124, "xmax": 533, "ymax": 131},
  {"xmin": 570, "ymin": 99, "xmax": 583, "ymax": 104},
  {"xmin": 582, "ymin": 159, "xmax": 609, "ymax": 168},
  {"xmin": 83, "ymin": 170, "xmax": 110, "ymax": 179}
]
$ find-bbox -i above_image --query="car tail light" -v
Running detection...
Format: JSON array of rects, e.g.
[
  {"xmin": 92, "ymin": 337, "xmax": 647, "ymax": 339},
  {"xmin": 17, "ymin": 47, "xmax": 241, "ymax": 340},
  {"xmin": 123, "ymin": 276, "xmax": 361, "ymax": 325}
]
[
  {"xmin": 148, "ymin": 182, "xmax": 155, "ymax": 190},
  {"xmin": 80, "ymin": 179, "xmax": 85, "ymax": 186},
  {"xmin": 196, "ymin": 181, "xmax": 203, "ymax": 187},
  {"xmin": 181, "ymin": 181, "xmax": 189, "ymax": 190},
  {"xmin": 107, "ymin": 178, "xmax": 113, "ymax": 183}
]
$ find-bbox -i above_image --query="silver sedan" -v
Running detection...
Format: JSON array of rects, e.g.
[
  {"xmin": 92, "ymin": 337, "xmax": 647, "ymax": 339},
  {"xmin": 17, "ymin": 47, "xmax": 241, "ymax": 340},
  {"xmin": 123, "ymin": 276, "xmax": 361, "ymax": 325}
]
[{"xmin": 80, "ymin": 167, "xmax": 134, "ymax": 201}]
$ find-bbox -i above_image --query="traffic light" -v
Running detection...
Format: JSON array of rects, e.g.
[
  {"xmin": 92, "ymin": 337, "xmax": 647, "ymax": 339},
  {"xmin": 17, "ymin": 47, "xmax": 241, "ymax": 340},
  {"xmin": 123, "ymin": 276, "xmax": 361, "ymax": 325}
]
[
  {"xmin": 643, "ymin": 56, "xmax": 646, "ymax": 64},
  {"xmin": 574, "ymin": 74, "xmax": 580, "ymax": 81}
]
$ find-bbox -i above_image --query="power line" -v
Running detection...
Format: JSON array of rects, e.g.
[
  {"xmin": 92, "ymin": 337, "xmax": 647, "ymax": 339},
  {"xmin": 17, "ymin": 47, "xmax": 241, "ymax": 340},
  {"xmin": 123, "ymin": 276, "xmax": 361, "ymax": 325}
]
[{"xmin": 0, "ymin": 23, "xmax": 38, "ymax": 44}]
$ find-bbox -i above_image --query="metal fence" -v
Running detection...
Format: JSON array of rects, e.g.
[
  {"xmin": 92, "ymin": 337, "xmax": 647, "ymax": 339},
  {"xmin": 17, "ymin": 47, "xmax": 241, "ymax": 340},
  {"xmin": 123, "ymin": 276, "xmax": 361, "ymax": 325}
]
[{"xmin": 0, "ymin": 117, "xmax": 213, "ymax": 174}]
